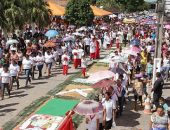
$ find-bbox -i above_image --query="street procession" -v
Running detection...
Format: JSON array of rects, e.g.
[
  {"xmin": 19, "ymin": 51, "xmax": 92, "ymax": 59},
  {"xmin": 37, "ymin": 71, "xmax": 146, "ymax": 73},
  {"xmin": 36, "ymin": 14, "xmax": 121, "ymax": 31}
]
[{"xmin": 0, "ymin": 0, "xmax": 170, "ymax": 130}]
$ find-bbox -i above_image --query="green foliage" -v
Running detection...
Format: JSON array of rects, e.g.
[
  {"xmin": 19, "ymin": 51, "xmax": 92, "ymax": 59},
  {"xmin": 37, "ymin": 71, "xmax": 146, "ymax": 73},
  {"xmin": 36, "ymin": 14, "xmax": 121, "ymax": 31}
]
[
  {"xmin": 97, "ymin": 0, "xmax": 149, "ymax": 13},
  {"xmin": 65, "ymin": 0, "xmax": 94, "ymax": 26},
  {"xmin": 0, "ymin": 0, "xmax": 51, "ymax": 32},
  {"xmin": 116, "ymin": 0, "xmax": 149, "ymax": 12},
  {"xmin": 96, "ymin": 0, "xmax": 121, "ymax": 11}
]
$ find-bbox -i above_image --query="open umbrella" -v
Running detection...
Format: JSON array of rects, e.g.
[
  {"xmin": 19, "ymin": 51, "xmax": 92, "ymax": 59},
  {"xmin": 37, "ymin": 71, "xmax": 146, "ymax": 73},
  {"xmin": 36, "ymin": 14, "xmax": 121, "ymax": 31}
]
[
  {"xmin": 130, "ymin": 38, "xmax": 140, "ymax": 46},
  {"xmin": 6, "ymin": 39, "xmax": 19, "ymax": 45},
  {"xmin": 164, "ymin": 25, "xmax": 170, "ymax": 30},
  {"xmin": 110, "ymin": 67, "xmax": 126, "ymax": 75},
  {"xmin": 52, "ymin": 38, "xmax": 62, "ymax": 43},
  {"xmin": 72, "ymin": 32, "xmax": 84, "ymax": 37},
  {"xmin": 43, "ymin": 41, "xmax": 56, "ymax": 48},
  {"xmin": 76, "ymin": 26, "xmax": 87, "ymax": 32},
  {"xmin": 123, "ymin": 46, "xmax": 141, "ymax": 56},
  {"xmin": 87, "ymin": 70, "xmax": 115, "ymax": 83},
  {"xmin": 62, "ymin": 36, "xmax": 75, "ymax": 42},
  {"xmin": 73, "ymin": 100, "xmax": 103, "ymax": 115},
  {"xmin": 91, "ymin": 79, "xmax": 115, "ymax": 90},
  {"xmin": 112, "ymin": 56, "xmax": 127, "ymax": 63},
  {"xmin": 100, "ymin": 26, "xmax": 108, "ymax": 30},
  {"xmin": 45, "ymin": 30, "xmax": 59, "ymax": 38}
]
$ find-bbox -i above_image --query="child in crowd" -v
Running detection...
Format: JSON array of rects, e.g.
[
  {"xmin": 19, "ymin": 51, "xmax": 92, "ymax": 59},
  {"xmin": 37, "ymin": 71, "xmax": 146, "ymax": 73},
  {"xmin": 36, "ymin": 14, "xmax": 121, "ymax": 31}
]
[
  {"xmin": 81, "ymin": 56, "xmax": 87, "ymax": 78},
  {"xmin": 159, "ymin": 97, "xmax": 169, "ymax": 115}
]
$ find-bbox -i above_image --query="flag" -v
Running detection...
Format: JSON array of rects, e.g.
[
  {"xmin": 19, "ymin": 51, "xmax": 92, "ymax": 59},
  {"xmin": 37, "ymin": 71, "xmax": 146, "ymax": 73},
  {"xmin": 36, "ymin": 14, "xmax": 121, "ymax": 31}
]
[{"xmin": 58, "ymin": 111, "xmax": 75, "ymax": 130}]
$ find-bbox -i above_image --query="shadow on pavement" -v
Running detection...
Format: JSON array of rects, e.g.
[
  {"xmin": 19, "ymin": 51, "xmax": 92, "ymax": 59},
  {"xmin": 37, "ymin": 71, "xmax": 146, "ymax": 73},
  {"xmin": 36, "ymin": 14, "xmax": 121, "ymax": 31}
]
[
  {"xmin": 0, "ymin": 103, "xmax": 19, "ymax": 109},
  {"xmin": 10, "ymin": 91, "xmax": 25, "ymax": 95},
  {"xmin": 116, "ymin": 101, "xmax": 140, "ymax": 127},
  {"xmin": 10, "ymin": 94, "xmax": 28, "ymax": 98},
  {"xmin": 0, "ymin": 108, "xmax": 16, "ymax": 114},
  {"xmin": 31, "ymin": 81, "xmax": 48, "ymax": 85}
]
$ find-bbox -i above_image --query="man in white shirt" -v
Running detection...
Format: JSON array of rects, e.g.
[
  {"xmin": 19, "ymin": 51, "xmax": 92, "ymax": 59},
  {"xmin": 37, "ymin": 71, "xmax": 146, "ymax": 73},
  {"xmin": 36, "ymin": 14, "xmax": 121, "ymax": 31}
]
[{"xmin": 9, "ymin": 60, "xmax": 20, "ymax": 89}]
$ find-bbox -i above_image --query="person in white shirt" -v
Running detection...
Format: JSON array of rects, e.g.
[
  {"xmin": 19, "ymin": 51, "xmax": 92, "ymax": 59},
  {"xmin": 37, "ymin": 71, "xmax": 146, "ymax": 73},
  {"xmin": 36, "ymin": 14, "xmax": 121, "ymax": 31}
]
[
  {"xmin": 81, "ymin": 56, "xmax": 87, "ymax": 78},
  {"xmin": 103, "ymin": 92, "xmax": 116, "ymax": 130},
  {"xmin": 84, "ymin": 36, "xmax": 91, "ymax": 55},
  {"xmin": 62, "ymin": 51, "xmax": 69, "ymax": 75},
  {"xmin": 72, "ymin": 47, "xmax": 79, "ymax": 69},
  {"xmin": 90, "ymin": 39, "xmax": 96, "ymax": 60},
  {"xmin": 85, "ymin": 114, "xmax": 99, "ymax": 130},
  {"xmin": 115, "ymin": 79, "xmax": 124, "ymax": 116},
  {"xmin": 103, "ymin": 33, "xmax": 111, "ymax": 49},
  {"xmin": 78, "ymin": 46, "xmax": 84, "ymax": 67},
  {"xmin": 0, "ymin": 65, "xmax": 11, "ymax": 100},
  {"xmin": 29, "ymin": 53, "xmax": 36, "ymax": 79},
  {"xmin": 57, "ymin": 45, "xmax": 63, "ymax": 66},
  {"xmin": 45, "ymin": 51, "xmax": 54, "ymax": 77},
  {"xmin": 9, "ymin": 60, "xmax": 20, "ymax": 89},
  {"xmin": 36, "ymin": 52, "xmax": 45, "ymax": 78},
  {"xmin": 22, "ymin": 55, "xmax": 32, "ymax": 87}
]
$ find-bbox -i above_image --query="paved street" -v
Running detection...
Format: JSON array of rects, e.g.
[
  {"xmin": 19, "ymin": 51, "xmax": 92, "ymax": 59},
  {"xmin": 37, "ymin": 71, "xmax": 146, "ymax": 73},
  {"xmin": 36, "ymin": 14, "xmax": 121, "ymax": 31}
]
[
  {"xmin": 0, "ymin": 65, "xmax": 80, "ymax": 128},
  {"xmin": 0, "ymin": 48, "xmax": 169, "ymax": 130}
]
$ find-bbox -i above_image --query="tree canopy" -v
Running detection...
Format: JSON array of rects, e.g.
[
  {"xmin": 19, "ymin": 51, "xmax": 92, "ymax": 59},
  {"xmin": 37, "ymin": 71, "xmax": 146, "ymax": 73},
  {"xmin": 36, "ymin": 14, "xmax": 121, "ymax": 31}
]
[
  {"xmin": 97, "ymin": 0, "xmax": 149, "ymax": 13},
  {"xmin": 65, "ymin": 0, "xmax": 94, "ymax": 26},
  {"xmin": 0, "ymin": 0, "xmax": 51, "ymax": 33}
]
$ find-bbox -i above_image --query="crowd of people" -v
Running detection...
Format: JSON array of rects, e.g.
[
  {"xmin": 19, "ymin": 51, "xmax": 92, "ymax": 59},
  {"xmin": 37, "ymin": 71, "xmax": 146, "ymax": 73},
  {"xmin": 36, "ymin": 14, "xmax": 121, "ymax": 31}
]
[{"xmin": 0, "ymin": 14, "xmax": 170, "ymax": 129}]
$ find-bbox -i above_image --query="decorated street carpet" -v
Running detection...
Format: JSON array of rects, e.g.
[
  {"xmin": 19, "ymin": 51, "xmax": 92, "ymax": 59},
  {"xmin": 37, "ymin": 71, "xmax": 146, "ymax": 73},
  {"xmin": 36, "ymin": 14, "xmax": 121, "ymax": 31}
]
[
  {"xmin": 56, "ymin": 84, "xmax": 93, "ymax": 99},
  {"xmin": 15, "ymin": 99, "xmax": 79, "ymax": 130},
  {"xmin": 36, "ymin": 98, "xmax": 79, "ymax": 116},
  {"xmin": 14, "ymin": 60, "xmax": 109, "ymax": 130}
]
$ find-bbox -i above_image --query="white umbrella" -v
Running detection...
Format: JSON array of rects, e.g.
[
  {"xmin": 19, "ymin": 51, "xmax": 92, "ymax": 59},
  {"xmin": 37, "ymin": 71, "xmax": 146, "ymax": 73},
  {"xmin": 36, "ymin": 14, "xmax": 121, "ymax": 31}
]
[
  {"xmin": 72, "ymin": 32, "xmax": 84, "ymax": 37},
  {"xmin": 76, "ymin": 26, "xmax": 87, "ymax": 32},
  {"xmin": 109, "ymin": 14, "xmax": 117, "ymax": 18},
  {"xmin": 73, "ymin": 100, "xmax": 103, "ymax": 115},
  {"xmin": 100, "ymin": 26, "xmax": 108, "ymax": 30},
  {"xmin": 87, "ymin": 70, "xmax": 115, "ymax": 83},
  {"xmin": 6, "ymin": 39, "xmax": 19, "ymax": 45}
]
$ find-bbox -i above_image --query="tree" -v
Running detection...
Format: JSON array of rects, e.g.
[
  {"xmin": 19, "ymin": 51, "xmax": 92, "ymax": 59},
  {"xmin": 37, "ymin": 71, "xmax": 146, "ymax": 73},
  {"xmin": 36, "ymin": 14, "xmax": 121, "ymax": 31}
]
[
  {"xmin": 115, "ymin": 0, "xmax": 149, "ymax": 12},
  {"xmin": 65, "ymin": 0, "xmax": 94, "ymax": 26},
  {"xmin": 96, "ymin": 0, "xmax": 121, "ymax": 12},
  {"xmin": 24, "ymin": 0, "xmax": 52, "ymax": 34},
  {"xmin": 0, "ymin": 0, "xmax": 51, "ymax": 35}
]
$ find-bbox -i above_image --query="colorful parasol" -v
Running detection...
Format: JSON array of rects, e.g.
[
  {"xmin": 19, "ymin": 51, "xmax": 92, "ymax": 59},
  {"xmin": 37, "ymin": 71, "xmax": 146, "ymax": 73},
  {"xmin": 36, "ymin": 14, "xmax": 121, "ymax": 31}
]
[
  {"xmin": 91, "ymin": 78, "xmax": 115, "ymax": 90},
  {"xmin": 43, "ymin": 41, "xmax": 56, "ymax": 48},
  {"xmin": 87, "ymin": 70, "xmax": 115, "ymax": 83},
  {"xmin": 73, "ymin": 100, "xmax": 103, "ymax": 115}
]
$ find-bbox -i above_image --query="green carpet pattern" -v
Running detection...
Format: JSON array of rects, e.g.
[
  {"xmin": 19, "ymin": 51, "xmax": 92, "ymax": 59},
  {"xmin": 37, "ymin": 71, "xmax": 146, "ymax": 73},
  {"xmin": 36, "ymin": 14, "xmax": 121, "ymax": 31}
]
[{"xmin": 36, "ymin": 98, "xmax": 79, "ymax": 116}]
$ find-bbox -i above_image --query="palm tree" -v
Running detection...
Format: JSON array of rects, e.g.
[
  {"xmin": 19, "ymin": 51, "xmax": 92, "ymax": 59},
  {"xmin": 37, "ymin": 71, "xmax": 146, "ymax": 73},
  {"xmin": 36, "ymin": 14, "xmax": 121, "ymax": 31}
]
[
  {"xmin": 24, "ymin": 0, "xmax": 52, "ymax": 34},
  {"xmin": 4, "ymin": 1, "xmax": 24, "ymax": 32}
]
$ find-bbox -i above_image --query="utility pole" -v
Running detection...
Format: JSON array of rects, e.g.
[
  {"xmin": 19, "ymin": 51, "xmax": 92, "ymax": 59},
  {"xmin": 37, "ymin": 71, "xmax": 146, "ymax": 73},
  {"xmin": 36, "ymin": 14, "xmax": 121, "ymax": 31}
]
[{"xmin": 152, "ymin": 0, "xmax": 164, "ymax": 86}]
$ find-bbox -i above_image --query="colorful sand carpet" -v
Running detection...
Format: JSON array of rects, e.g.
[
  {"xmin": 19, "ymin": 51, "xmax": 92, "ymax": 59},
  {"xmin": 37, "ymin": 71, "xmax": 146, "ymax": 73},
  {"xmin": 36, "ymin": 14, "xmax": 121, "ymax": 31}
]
[
  {"xmin": 56, "ymin": 84, "xmax": 93, "ymax": 99},
  {"xmin": 36, "ymin": 98, "xmax": 79, "ymax": 116},
  {"xmin": 17, "ymin": 114, "xmax": 63, "ymax": 130}
]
